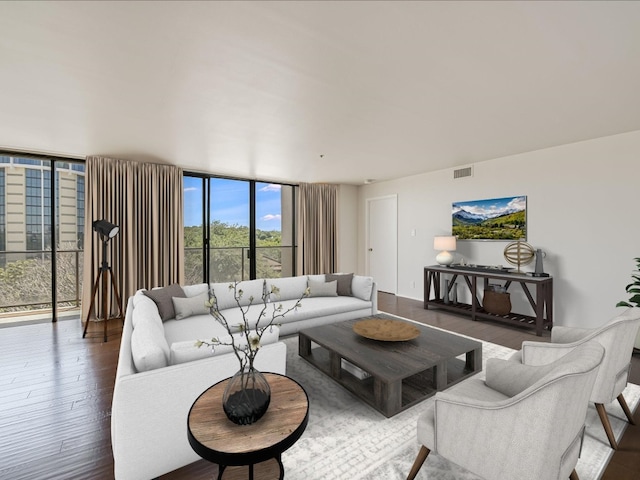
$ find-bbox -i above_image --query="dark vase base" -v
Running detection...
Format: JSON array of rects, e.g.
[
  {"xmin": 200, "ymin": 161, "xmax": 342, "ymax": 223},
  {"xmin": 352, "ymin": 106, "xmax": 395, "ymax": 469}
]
[{"xmin": 223, "ymin": 389, "xmax": 271, "ymax": 425}]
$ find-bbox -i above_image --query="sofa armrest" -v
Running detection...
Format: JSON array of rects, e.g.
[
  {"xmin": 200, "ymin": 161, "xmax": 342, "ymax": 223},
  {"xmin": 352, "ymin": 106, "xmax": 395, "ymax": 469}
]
[{"xmin": 370, "ymin": 282, "xmax": 378, "ymax": 314}]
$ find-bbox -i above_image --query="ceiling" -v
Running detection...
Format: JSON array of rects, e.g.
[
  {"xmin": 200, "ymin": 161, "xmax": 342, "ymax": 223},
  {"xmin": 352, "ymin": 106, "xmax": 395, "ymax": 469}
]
[{"xmin": 1, "ymin": 1, "xmax": 640, "ymax": 185}]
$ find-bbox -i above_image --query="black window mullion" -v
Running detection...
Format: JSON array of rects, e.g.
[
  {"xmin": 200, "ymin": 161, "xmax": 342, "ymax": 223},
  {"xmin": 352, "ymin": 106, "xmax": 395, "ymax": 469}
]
[
  {"xmin": 51, "ymin": 160, "xmax": 57, "ymax": 322},
  {"xmin": 204, "ymin": 177, "xmax": 210, "ymax": 284},
  {"xmin": 291, "ymin": 186, "xmax": 297, "ymax": 275},
  {"xmin": 249, "ymin": 181, "xmax": 256, "ymax": 280}
]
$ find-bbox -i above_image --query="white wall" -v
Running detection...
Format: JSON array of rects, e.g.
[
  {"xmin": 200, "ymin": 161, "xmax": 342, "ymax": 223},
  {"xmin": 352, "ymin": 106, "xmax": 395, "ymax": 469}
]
[{"xmin": 355, "ymin": 130, "xmax": 640, "ymax": 328}]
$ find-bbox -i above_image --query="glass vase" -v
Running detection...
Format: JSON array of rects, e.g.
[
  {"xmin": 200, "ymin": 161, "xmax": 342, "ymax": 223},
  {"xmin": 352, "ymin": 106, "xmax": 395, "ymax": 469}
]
[{"xmin": 222, "ymin": 367, "xmax": 271, "ymax": 425}]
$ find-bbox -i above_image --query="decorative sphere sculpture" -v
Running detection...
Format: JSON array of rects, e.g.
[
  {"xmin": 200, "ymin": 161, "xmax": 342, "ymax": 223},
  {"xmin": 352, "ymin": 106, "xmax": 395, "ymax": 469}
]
[{"xmin": 503, "ymin": 241, "xmax": 535, "ymax": 273}]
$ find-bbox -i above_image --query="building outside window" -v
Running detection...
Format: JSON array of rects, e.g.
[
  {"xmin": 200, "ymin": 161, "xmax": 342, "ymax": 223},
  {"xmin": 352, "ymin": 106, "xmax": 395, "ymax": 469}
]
[
  {"xmin": 0, "ymin": 155, "xmax": 85, "ymax": 322},
  {"xmin": 0, "ymin": 169, "xmax": 5, "ymax": 263},
  {"xmin": 25, "ymin": 168, "xmax": 52, "ymax": 253},
  {"xmin": 77, "ymin": 175, "xmax": 84, "ymax": 247}
]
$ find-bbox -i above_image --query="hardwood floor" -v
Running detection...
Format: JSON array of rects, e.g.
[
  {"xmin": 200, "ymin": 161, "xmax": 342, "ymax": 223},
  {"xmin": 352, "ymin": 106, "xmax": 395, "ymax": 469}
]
[{"xmin": 0, "ymin": 293, "xmax": 638, "ymax": 479}]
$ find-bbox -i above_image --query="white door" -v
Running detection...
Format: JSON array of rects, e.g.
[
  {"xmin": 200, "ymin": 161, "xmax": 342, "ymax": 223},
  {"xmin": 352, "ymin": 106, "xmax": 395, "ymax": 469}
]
[{"xmin": 367, "ymin": 195, "xmax": 397, "ymax": 294}]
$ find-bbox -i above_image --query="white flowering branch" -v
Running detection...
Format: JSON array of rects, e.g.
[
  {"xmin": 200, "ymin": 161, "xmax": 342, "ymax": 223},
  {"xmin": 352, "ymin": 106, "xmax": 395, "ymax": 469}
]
[{"xmin": 196, "ymin": 279, "xmax": 309, "ymax": 372}]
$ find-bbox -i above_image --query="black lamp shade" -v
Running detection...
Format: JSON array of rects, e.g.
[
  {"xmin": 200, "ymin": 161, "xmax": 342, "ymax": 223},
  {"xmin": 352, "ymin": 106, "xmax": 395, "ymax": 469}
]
[{"xmin": 93, "ymin": 219, "xmax": 119, "ymax": 239}]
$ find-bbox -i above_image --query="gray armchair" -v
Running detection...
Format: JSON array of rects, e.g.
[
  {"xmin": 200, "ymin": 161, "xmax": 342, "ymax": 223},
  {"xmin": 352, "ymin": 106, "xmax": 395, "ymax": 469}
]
[
  {"xmin": 407, "ymin": 341, "xmax": 604, "ymax": 480},
  {"xmin": 509, "ymin": 307, "xmax": 640, "ymax": 449}
]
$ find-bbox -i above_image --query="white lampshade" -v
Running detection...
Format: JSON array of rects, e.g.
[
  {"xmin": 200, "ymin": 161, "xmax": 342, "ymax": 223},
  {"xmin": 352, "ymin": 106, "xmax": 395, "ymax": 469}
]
[
  {"xmin": 434, "ymin": 235, "xmax": 456, "ymax": 265},
  {"xmin": 433, "ymin": 236, "xmax": 456, "ymax": 252}
]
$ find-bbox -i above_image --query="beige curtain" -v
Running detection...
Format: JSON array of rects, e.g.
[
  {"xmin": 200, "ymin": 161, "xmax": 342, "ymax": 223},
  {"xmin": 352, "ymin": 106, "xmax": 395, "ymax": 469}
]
[
  {"xmin": 81, "ymin": 156, "xmax": 184, "ymax": 320},
  {"xmin": 296, "ymin": 183, "xmax": 337, "ymax": 275}
]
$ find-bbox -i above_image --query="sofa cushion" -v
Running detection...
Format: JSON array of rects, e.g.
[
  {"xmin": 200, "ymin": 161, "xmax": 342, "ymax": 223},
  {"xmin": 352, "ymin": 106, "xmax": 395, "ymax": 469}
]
[
  {"xmin": 326, "ymin": 273, "xmax": 353, "ymax": 296},
  {"xmin": 266, "ymin": 276, "xmax": 308, "ymax": 301},
  {"xmin": 130, "ymin": 314, "xmax": 170, "ymax": 372},
  {"xmin": 308, "ymin": 278, "xmax": 338, "ymax": 297},
  {"xmin": 352, "ymin": 275, "xmax": 374, "ymax": 301},
  {"xmin": 163, "ymin": 313, "xmax": 229, "ymax": 345},
  {"xmin": 182, "ymin": 283, "xmax": 209, "ymax": 297},
  {"xmin": 211, "ymin": 279, "xmax": 266, "ymax": 310},
  {"xmin": 169, "ymin": 325, "xmax": 281, "ymax": 365},
  {"xmin": 143, "ymin": 283, "xmax": 186, "ymax": 321},
  {"xmin": 218, "ymin": 296, "xmax": 370, "ymax": 329},
  {"xmin": 172, "ymin": 291, "xmax": 210, "ymax": 320}
]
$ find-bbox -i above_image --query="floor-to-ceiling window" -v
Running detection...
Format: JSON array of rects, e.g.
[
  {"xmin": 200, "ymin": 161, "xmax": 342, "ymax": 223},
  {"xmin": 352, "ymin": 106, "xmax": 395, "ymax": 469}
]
[
  {"xmin": 183, "ymin": 174, "xmax": 296, "ymax": 284},
  {"xmin": 255, "ymin": 182, "xmax": 296, "ymax": 279},
  {"xmin": 208, "ymin": 177, "xmax": 250, "ymax": 283},
  {"xmin": 184, "ymin": 175, "xmax": 206, "ymax": 285},
  {"xmin": 0, "ymin": 153, "xmax": 85, "ymax": 323}
]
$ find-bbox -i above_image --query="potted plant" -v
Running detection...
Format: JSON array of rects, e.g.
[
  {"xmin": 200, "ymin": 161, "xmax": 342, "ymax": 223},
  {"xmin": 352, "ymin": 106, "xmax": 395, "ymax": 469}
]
[{"xmin": 617, "ymin": 257, "xmax": 640, "ymax": 352}]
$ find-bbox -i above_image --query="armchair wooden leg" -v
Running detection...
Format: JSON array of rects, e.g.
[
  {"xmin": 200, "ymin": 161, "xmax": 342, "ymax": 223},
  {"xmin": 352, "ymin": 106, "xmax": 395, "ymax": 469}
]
[
  {"xmin": 617, "ymin": 393, "xmax": 636, "ymax": 425},
  {"xmin": 569, "ymin": 469, "xmax": 579, "ymax": 480},
  {"xmin": 595, "ymin": 403, "xmax": 618, "ymax": 450},
  {"xmin": 407, "ymin": 446, "xmax": 430, "ymax": 480}
]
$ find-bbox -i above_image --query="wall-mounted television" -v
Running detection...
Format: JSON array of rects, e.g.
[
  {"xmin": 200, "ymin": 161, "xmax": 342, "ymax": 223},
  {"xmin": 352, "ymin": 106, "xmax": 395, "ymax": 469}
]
[{"xmin": 452, "ymin": 195, "xmax": 527, "ymax": 240}]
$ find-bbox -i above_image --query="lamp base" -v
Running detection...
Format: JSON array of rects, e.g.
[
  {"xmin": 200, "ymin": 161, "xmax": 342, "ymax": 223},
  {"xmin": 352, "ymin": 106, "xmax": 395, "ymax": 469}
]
[{"xmin": 436, "ymin": 251, "xmax": 454, "ymax": 265}]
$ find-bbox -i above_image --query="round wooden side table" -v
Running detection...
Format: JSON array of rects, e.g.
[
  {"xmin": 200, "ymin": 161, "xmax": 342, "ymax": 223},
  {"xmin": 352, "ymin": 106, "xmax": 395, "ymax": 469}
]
[{"xmin": 188, "ymin": 373, "xmax": 309, "ymax": 480}]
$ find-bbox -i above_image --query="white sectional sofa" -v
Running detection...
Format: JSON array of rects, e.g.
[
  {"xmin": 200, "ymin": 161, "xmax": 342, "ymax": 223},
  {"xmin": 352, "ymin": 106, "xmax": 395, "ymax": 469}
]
[{"xmin": 111, "ymin": 274, "xmax": 377, "ymax": 480}]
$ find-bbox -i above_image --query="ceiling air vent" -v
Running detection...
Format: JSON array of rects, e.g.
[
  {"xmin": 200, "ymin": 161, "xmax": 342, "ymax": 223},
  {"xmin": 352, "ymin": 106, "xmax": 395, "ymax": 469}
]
[{"xmin": 453, "ymin": 166, "xmax": 473, "ymax": 179}]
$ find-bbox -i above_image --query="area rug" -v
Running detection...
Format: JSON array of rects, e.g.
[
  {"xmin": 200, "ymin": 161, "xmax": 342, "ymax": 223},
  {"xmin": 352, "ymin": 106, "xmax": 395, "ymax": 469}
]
[{"xmin": 280, "ymin": 314, "xmax": 640, "ymax": 480}]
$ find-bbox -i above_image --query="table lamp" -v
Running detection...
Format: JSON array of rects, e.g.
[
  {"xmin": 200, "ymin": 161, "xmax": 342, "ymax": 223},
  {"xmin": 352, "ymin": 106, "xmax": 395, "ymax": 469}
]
[{"xmin": 434, "ymin": 235, "xmax": 456, "ymax": 265}]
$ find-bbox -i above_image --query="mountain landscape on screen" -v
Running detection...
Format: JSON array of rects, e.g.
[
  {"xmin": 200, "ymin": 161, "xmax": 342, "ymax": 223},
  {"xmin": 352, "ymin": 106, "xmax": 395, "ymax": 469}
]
[{"xmin": 452, "ymin": 196, "xmax": 526, "ymax": 240}]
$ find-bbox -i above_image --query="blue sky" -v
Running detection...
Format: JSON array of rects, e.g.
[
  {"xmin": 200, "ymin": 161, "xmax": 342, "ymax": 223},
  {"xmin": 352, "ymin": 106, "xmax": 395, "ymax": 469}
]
[{"xmin": 183, "ymin": 177, "xmax": 282, "ymax": 231}]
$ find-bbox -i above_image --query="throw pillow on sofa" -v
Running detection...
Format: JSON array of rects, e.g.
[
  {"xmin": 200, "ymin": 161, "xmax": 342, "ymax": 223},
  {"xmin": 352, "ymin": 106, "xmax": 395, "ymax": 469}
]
[
  {"xmin": 307, "ymin": 278, "xmax": 338, "ymax": 297},
  {"xmin": 485, "ymin": 357, "xmax": 556, "ymax": 397},
  {"xmin": 172, "ymin": 291, "xmax": 210, "ymax": 320},
  {"xmin": 182, "ymin": 282, "xmax": 209, "ymax": 297},
  {"xmin": 143, "ymin": 283, "xmax": 186, "ymax": 321},
  {"xmin": 351, "ymin": 275, "xmax": 374, "ymax": 301},
  {"xmin": 326, "ymin": 273, "xmax": 354, "ymax": 296}
]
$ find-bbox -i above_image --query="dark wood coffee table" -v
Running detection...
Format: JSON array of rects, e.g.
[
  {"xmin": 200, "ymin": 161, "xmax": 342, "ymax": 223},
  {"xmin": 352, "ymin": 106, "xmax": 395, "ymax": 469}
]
[
  {"xmin": 299, "ymin": 318, "xmax": 482, "ymax": 417},
  {"xmin": 187, "ymin": 373, "xmax": 309, "ymax": 480}
]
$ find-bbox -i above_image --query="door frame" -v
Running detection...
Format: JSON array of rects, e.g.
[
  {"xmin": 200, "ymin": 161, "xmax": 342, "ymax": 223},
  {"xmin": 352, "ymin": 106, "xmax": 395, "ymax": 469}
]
[{"xmin": 365, "ymin": 194, "xmax": 398, "ymax": 295}]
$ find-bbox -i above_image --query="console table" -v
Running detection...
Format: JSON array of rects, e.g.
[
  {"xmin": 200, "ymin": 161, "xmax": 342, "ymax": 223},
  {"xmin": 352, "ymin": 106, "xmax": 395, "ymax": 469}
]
[{"xmin": 424, "ymin": 265, "xmax": 553, "ymax": 336}]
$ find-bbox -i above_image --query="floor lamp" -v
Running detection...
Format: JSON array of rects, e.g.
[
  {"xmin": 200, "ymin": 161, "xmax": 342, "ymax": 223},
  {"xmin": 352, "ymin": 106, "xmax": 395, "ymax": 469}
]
[{"xmin": 82, "ymin": 219, "xmax": 124, "ymax": 342}]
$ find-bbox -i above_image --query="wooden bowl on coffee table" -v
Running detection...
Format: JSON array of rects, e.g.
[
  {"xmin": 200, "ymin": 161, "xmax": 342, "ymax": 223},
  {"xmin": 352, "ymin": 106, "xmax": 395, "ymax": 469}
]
[{"xmin": 353, "ymin": 318, "xmax": 420, "ymax": 342}]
